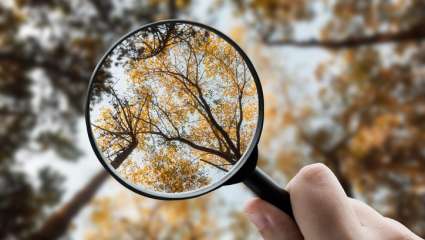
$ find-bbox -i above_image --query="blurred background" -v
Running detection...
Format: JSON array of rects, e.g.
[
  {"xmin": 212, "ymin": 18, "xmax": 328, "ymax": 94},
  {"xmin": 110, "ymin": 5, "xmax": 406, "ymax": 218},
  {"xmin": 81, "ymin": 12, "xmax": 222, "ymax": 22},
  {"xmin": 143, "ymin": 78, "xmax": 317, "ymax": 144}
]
[{"xmin": 1, "ymin": 0, "xmax": 424, "ymax": 239}]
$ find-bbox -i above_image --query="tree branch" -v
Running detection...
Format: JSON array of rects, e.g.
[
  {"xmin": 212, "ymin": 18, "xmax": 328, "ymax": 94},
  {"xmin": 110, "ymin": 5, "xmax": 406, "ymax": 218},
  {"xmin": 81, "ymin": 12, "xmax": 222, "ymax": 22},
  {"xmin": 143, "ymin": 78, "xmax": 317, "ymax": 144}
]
[
  {"xmin": 143, "ymin": 130, "xmax": 233, "ymax": 162},
  {"xmin": 200, "ymin": 159, "xmax": 229, "ymax": 172},
  {"xmin": 263, "ymin": 23, "xmax": 425, "ymax": 49}
]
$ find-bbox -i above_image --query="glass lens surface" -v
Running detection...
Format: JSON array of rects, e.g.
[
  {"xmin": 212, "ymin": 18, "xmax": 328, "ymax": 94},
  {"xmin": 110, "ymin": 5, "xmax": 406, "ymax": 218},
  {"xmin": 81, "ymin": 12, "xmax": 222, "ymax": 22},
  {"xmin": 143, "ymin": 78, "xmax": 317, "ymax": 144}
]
[{"xmin": 87, "ymin": 22, "xmax": 260, "ymax": 197}]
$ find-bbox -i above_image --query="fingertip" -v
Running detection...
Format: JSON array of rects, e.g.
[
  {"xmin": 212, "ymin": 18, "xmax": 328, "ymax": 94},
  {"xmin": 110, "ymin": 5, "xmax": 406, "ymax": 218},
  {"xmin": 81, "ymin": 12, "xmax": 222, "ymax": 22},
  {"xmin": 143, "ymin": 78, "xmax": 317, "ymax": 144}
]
[
  {"xmin": 287, "ymin": 163, "xmax": 362, "ymax": 239},
  {"xmin": 293, "ymin": 163, "xmax": 334, "ymax": 187}
]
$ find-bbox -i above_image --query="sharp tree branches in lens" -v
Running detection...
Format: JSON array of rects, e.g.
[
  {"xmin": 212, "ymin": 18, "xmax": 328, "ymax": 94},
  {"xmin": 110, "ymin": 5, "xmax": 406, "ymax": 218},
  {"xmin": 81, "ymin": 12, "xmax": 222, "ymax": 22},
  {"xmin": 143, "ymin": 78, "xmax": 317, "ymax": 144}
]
[{"xmin": 91, "ymin": 24, "xmax": 258, "ymax": 192}]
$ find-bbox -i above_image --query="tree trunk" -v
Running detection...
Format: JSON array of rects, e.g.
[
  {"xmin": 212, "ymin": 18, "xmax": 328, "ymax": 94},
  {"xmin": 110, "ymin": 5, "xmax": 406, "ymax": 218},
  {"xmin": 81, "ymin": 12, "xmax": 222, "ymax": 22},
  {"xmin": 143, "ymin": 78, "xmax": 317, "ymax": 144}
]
[
  {"xmin": 29, "ymin": 170, "xmax": 109, "ymax": 240},
  {"xmin": 110, "ymin": 140, "xmax": 138, "ymax": 169},
  {"xmin": 30, "ymin": 138, "xmax": 138, "ymax": 240}
]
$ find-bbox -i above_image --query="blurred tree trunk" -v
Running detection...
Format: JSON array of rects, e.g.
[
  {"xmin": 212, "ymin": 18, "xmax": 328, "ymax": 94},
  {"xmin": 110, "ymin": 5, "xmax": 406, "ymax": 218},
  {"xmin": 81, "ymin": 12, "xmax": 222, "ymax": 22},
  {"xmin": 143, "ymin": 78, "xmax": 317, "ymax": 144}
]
[
  {"xmin": 29, "ymin": 170, "xmax": 109, "ymax": 240},
  {"xmin": 168, "ymin": 0, "xmax": 176, "ymax": 18},
  {"xmin": 30, "ymin": 138, "xmax": 140, "ymax": 240}
]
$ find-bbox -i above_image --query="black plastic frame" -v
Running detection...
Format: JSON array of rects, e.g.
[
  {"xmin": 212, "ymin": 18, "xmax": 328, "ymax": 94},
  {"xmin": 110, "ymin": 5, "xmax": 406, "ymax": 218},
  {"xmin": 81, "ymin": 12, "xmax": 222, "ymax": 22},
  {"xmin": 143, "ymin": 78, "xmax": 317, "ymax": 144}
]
[{"xmin": 85, "ymin": 19, "xmax": 264, "ymax": 200}]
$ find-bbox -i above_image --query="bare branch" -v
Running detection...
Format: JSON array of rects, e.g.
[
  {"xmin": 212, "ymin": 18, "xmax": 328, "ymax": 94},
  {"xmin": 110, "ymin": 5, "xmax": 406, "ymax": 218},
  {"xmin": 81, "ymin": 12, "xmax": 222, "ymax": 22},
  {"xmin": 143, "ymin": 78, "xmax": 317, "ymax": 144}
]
[
  {"xmin": 263, "ymin": 23, "xmax": 425, "ymax": 49},
  {"xmin": 200, "ymin": 159, "xmax": 229, "ymax": 172}
]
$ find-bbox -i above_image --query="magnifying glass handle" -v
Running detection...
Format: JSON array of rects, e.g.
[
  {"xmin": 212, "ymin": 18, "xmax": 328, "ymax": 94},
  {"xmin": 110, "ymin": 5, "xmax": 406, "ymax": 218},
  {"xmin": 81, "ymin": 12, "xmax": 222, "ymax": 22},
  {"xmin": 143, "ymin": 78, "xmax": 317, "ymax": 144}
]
[{"xmin": 243, "ymin": 167, "xmax": 294, "ymax": 219}]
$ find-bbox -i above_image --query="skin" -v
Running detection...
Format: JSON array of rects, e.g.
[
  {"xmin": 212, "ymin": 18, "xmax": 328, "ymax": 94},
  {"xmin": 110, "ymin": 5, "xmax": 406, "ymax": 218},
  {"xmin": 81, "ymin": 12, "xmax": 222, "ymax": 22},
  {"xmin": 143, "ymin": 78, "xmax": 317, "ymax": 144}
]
[{"xmin": 244, "ymin": 163, "xmax": 424, "ymax": 240}]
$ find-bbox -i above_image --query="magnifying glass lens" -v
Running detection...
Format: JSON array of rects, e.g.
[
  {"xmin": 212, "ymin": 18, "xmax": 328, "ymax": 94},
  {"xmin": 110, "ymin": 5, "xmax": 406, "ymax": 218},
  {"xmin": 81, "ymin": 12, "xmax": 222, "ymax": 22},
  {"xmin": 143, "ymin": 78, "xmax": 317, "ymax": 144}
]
[{"xmin": 87, "ymin": 22, "xmax": 260, "ymax": 198}]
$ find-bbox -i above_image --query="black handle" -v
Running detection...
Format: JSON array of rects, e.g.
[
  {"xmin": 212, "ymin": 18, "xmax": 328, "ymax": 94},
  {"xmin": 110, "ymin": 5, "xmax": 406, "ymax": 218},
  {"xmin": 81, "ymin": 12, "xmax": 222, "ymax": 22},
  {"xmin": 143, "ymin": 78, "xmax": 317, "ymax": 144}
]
[{"xmin": 243, "ymin": 167, "xmax": 294, "ymax": 219}]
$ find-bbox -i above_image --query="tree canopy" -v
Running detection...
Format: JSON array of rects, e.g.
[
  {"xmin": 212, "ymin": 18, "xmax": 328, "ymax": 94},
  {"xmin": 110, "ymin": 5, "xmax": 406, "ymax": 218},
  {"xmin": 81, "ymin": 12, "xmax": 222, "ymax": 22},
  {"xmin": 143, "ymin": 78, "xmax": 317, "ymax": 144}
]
[
  {"xmin": 90, "ymin": 23, "xmax": 259, "ymax": 193},
  {"xmin": 1, "ymin": 0, "xmax": 424, "ymax": 238}
]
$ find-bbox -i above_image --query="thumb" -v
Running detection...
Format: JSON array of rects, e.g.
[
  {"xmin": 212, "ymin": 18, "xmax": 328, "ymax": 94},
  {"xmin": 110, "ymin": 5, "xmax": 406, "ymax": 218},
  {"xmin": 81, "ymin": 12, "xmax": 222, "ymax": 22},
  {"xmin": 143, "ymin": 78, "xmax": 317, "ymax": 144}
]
[
  {"xmin": 287, "ymin": 163, "xmax": 363, "ymax": 239},
  {"xmin": 244, "ymin": 198, "xmax": 303, "ymax": 240}
]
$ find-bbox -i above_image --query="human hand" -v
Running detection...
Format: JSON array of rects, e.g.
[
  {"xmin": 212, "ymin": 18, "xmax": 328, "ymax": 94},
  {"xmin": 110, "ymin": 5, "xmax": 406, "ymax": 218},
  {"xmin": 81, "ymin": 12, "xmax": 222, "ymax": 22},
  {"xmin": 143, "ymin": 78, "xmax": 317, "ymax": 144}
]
[{"xmin": 244, "ymin": 163, "xmax": 423, "ymax": 240}]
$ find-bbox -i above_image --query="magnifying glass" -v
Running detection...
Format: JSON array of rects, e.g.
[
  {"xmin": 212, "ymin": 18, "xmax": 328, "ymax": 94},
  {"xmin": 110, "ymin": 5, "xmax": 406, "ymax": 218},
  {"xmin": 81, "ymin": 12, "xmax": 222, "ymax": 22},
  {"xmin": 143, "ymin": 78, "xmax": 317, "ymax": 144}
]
[{"xmin": 85, "ymin": 20, "xmax": 293, "ymax": 218}]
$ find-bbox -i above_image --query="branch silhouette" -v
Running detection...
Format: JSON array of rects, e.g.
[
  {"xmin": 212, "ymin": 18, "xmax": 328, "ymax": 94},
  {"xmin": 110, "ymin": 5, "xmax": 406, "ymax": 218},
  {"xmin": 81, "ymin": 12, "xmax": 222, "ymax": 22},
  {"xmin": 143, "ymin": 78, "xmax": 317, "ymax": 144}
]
[
  {"xmin": 91, "ymin": 24, "xmax": 257, "ymax": 186},
  {"xmin": 263, "ymin": 23, "xmax": 425, "ymax": 49}
]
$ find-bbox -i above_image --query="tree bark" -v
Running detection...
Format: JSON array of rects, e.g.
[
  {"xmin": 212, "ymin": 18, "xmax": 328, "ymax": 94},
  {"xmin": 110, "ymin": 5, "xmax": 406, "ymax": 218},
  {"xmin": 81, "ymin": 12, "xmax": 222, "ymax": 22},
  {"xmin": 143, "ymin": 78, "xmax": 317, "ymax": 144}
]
[{"xmin": 29, "ymin": 170, "xmax": 109, "ymax": 240}]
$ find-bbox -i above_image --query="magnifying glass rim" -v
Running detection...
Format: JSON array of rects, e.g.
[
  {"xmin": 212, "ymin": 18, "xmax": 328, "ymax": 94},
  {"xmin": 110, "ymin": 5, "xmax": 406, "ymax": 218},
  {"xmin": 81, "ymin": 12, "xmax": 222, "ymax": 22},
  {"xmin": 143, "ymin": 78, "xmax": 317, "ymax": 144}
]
[{"xmin": 85, "ymin": 19, "xmax": 264, "ymax": 200}]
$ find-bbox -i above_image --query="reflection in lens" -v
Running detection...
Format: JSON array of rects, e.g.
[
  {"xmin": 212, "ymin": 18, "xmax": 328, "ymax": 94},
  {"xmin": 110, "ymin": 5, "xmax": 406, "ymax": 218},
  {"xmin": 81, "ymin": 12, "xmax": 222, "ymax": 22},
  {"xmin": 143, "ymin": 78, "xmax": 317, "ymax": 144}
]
[{"xmin": 88, "ymin": 22, "xmax": 259, "ymax": 194}]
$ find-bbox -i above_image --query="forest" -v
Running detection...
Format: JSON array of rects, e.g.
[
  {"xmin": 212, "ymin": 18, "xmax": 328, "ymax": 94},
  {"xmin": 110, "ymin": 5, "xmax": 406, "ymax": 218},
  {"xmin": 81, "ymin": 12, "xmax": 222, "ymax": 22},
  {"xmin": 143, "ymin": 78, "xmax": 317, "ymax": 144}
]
[{"xmin": 0, "ymin": 0, "xmax": 424, "ymax": 239}]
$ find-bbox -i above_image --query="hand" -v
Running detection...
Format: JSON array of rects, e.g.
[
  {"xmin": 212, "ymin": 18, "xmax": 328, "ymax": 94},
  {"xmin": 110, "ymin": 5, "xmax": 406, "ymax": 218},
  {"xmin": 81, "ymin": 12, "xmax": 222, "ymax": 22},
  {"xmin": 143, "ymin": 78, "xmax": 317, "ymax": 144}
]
[{"xmin": 244, "ymin": 163, "xmax": 423, "ymax": 240}]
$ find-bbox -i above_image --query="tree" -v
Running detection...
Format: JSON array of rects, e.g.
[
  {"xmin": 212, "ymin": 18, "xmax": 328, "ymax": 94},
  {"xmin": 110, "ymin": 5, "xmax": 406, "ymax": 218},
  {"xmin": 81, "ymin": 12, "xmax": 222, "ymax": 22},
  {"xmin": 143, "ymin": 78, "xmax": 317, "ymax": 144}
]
[
  {"xmin": 92, "ymin": 88, "xmax": 148, "ymax": 169},
  {"xmin": 128, "ymin": 25, "xmax": 257, "ymax": 163}
]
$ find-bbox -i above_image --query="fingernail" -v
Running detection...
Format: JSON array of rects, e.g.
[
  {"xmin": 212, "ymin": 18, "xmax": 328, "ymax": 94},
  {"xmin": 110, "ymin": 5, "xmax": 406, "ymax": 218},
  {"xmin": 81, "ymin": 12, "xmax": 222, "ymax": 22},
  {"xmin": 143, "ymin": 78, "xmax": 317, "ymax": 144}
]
[{"xmin": 246, "ymin": 212, "xmax": 270, "ymax": 230}]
